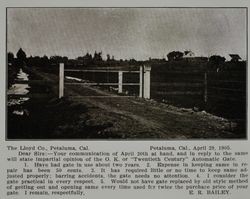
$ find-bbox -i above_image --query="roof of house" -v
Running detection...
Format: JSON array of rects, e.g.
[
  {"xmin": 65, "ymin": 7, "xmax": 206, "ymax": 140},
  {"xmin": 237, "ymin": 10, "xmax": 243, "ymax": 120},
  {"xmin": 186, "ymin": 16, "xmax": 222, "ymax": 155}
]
[
  {"xmin": 229, "ymin": 54, "xmax": 241, "ymax": 60},
  {"xmin": 183, "ymin": 50, "xmax": 195, "ymax": 56}
]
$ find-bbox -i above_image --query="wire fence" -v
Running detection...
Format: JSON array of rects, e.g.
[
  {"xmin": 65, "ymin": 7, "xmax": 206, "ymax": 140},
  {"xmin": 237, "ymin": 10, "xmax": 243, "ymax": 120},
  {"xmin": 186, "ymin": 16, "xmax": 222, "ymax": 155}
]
[{"xmin": 150, "ymin": 70, "xmax": 246, "ymax": 124}]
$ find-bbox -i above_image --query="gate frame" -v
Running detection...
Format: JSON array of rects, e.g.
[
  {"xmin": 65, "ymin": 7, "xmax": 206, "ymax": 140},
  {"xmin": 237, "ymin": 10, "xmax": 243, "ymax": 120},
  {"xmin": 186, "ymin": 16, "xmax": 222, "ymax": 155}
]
[{"xmin": 59, "ymin": 63, "xmax": 151, "ymax": 99}]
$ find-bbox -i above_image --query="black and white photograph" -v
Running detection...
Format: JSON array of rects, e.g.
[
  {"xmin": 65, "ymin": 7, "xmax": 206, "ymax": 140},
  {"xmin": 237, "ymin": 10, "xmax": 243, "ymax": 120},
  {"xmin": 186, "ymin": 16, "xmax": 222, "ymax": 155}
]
[{"xmin": 7, "ymin": 7, "xmax": 247, "ymax": 139}]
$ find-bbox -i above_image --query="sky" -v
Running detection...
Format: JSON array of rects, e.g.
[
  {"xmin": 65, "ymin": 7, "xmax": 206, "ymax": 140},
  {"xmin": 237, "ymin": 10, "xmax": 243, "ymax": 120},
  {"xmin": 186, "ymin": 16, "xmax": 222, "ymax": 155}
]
[{"xmin": 7, "ymin": 8, "xmax": 247, "ymax": 60}]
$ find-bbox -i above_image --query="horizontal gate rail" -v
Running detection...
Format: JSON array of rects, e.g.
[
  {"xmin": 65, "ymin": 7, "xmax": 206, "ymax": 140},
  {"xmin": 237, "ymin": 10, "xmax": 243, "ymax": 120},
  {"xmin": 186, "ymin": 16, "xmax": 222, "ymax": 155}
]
[
  {"xmin": 65, "ymin": 66, "xmax": 138, "ymax": 70},
  {"xmin": 68, "ymin": 95, "xmax": 135, "ymax": 99},
  {"xmin": 64, "ymin": 69, "xmax": 140, "ymax": 73},
  {"xmin": 65, "ymin": 82, "xmax": 140, "ymax": 86}
]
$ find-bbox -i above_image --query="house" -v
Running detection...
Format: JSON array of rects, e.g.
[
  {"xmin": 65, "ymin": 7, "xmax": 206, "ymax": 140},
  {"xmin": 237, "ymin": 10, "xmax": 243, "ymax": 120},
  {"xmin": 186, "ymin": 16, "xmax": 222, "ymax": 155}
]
[
  {"xmin": 183, "ymin": 50, "xmax": 195, "ymax": 58},
  {"xmin": 229, "ymin": 54, "xmax": 241, "ymax": 62},
  {"xmin": 183, "ymin": 50, "xmax": 208, "ymax": 63}
]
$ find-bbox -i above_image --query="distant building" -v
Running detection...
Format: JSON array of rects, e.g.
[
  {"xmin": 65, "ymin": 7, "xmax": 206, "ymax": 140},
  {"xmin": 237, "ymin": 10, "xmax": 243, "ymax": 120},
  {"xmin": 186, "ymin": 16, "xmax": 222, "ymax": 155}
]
[
  {"xmin": 183, "ymin": 50, "xmax": 208, "ymax": 63},
  {"xmin": 229, "ymin": 54, "xmax": 241, "ymax": 62},
  {"xmin": 183, "ymin": 50, "xmax": 195, "ymax": 58}
]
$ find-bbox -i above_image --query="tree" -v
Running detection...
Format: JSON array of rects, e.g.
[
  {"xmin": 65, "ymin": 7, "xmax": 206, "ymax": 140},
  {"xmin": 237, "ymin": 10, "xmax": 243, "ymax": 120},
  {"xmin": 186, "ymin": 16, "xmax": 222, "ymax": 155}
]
[
  {"xmin": 167, "ymin": 51, "xmax": 184, "ymax": 61},
  {"xmin": 7, "ymin": 52, "xmax": 14, "ymax": 64},
  {"xmin": 50, "ymin": 55, "xmax": 64, "ymax": 64},
  {"xmin": 62, "ymin": 56, "xmax": 68, "ymax": 63},
  {"xmin": 93, "ymin": 51, "xmax": 102, "ymax": 61},
  {"xmin": 82, "ymin": 53, "xmax": 93, "ymax": 65},
  {"xmin": 41, "ymin": 55, "xmax": 49, "ymax": 66},
  {"xmin": 16, "ymin": 48, "xmax": 27, "ymax": 66},
  {"xmin": 107, "ymin": 54, "xmax": 110, "ymax": 61},
  {"xmin": 209, "ymin": 55, "xmax": 226, "ymax": 65}
]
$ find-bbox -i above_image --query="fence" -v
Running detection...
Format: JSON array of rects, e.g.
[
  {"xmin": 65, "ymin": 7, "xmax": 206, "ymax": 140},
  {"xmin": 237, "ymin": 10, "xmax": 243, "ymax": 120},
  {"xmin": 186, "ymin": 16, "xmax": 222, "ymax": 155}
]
[
  {"xmin": 206, "ymin": 71, "xmax": 246, "ymax": 121},
  {"xmin": 150, "ymin": 69, "xmax": 246, "ymax": 125},
  {"xmin": 151, "ymin": 70, "xmax": 206, "ymax": 108},
  {"xmin": 58, "ymin": 63, "xmax": 151, "ymax": 99}
]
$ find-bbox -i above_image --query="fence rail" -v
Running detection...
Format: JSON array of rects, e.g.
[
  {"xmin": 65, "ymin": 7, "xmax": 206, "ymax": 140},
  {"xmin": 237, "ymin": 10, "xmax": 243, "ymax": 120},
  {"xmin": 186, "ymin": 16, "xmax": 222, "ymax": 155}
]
[
  {"xmin": 151, "ymin": 82, "xmax": 203, "ymax": 87},
  {"xmin": 207, "ymin": 95, "xmax": 246, "ymax": 102},
  {"xmin": 207, "ymin": 86, "xmax": 245, "ymax": 93},
  {"xmin": 155, "ymin": 91, "xmax": 203, "ymax": 95}
]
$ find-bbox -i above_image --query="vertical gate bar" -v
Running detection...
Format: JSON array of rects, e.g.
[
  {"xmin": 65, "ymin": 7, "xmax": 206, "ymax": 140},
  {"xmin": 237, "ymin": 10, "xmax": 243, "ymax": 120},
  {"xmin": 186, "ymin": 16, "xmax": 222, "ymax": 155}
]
[
  {"xmin": 118, "ymin": 71, "xmax": 123, "ymax": 93},
  {"xmin": 139, "ymin": 66, "xmax": 143, "ymax": 97},
  {"xmin": 59, "ymin": 63, "xmax": 64, "ymax": 98},
  {"xmin": 143, "ymin": 65, "xmax": 151, "ymax": 99}
]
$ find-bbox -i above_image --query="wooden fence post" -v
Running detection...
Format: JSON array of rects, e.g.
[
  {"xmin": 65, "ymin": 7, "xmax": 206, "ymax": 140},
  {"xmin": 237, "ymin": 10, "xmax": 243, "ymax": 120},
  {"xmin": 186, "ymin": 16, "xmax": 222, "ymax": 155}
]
[
  {"xmin": 204, "ymin": 72, "xmax": 207, "ymax": 103},
  {"xmin": 59, "ymin": 63, "xmax": 64, "ymax": 98},
  {"xmin": 143, "ymin": 65, "xmax": 151, "ymax": 99},
  {"xmin": 118, "ymin": 71, "xmax": 123, "ymax": 93},
  {"xmin": 139, "ymin": 66, "xmax": 143, "ymax": 97}
]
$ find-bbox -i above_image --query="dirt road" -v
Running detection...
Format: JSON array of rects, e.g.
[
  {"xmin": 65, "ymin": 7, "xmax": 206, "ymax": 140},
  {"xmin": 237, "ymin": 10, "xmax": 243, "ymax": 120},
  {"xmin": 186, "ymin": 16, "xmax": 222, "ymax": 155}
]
[
  {"xmin": 12, "ymin": 67, "xmax": 242, "ymax": 139},
  {"xmin": 66, "ymin": 84, "xmax": 237, "ymax": 139}
]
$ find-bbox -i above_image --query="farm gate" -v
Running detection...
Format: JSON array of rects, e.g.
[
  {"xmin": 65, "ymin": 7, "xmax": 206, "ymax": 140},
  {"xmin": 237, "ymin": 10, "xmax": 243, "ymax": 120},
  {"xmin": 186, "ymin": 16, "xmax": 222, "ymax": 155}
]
[{"xmin": 58, "ymin": 63, "xmax": 151, "ymax": 99}]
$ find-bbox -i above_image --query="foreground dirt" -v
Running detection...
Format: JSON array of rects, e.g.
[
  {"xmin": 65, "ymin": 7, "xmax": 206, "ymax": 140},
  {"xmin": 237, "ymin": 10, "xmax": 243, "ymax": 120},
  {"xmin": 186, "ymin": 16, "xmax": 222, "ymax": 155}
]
[{"xmin": 8, "ymin": 67, "xmax": 245, "ymax": 139}]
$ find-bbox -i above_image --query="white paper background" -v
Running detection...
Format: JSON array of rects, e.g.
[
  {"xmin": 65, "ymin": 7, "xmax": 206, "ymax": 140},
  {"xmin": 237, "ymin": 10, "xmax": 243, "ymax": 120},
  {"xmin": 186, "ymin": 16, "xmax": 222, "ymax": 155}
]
[{"xmin": 0, "ymin": 0, "xmax": 249, "ymax": 199}]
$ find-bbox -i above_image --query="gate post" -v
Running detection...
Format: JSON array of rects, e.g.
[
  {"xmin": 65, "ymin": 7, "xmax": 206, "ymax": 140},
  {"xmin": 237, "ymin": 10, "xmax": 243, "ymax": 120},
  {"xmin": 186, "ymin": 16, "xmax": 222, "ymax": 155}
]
[
  {"xmin": 59, "ymin": 63, "xmax": 64, "ymax": 98},
  {"xmin": 118, "ymin": 71, "xmax": 123, "ymax": 93},
  {"xmin": 139, "ymin": 66, "xmax": 143, "ymax": 97},
  {"xmin": 143, "ymin": 65, "xmax": 151, "ymax": 99}
]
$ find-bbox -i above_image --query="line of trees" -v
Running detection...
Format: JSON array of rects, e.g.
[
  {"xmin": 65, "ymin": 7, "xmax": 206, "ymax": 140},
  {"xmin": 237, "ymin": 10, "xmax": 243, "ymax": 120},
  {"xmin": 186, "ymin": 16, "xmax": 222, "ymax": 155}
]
[
  {"xmin": 8, "ymin": 48, "xmax": 27, "ymax": 67},
  {"xmin": 8, "ymin": 48, "xmax": 245, "ymax": 71},
  {"xmin": 8, "ymin": 48, "xmax": 143, "ymax": 69}
]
